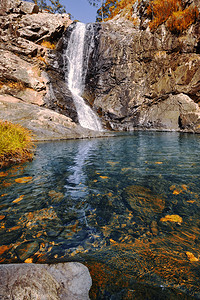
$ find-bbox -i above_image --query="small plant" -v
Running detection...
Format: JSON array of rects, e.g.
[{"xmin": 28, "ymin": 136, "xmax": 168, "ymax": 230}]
[
  {"xmin": 0, "ymin": 80, "xmax": 26, "ymax": 91},
  {"xmin": 40, "ymin": 40, "xmax": 56, "ymax": 49},
  {"xmin": 37, "ymin": 55, "xmax": 47, "ymax": 64},
  {"xmin": 0, "ymin": 121, "xmax": 34, "ymax": 168}
]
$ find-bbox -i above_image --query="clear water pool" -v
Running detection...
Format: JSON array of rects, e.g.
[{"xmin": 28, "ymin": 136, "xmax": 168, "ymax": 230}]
[{"xmin": 0, "ymin": 132, "xmax": 200, "ymax": 299}]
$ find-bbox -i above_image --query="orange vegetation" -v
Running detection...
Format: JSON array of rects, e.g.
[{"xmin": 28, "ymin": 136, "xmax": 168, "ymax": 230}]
[
  {"xmin": 40, "ymin": 40, "xmax": 56, "ymax": 49},
  {"xmin": 166, "ymin": 5, "xmax": 199, "ymax": 34},
  {"xmin": 147, "ymin": 0, "xmax": 199, "ymax": 33},
  {"xmin": 24, "ymin": 257, "xmax": 33, "ymax": 263},
  {"xmin": 97, "ymin": 0, "xmax": 198, "ymax": 34},
  {"xmin": 0, "ymin": 80, "xmax": 26, "ymax": 91}
]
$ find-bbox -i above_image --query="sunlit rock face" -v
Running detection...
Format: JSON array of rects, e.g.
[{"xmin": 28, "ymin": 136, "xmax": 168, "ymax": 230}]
[
  {"xmin": 85, "ymin": 0, "xmax": 200, "ymax": 132},
  {"xmin": 1, "ymin": 0, "xmax": 200, "ymax": 135},
  {"xmin": 0, "ymin": 1, "xmax": 78, "ymax": 125}
]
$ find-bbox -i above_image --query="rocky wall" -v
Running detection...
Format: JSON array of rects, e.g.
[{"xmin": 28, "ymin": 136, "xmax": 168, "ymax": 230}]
[{"xmin": 85, "ymin": 0, "xmax": 200, "ymax": 133}]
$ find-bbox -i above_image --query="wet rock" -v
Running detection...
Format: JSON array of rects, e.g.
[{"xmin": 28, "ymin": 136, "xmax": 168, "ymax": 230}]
[
  {"xmin": 122, "ymin": 185, "xmax": 165, "ymax": 221},
  {"xmin": 0, "ymin": 262, "xmax": 92, "ymax": 300},
  {"xmin": 15, "ymin": 241, "xmax": 39, "ymax": 261},
  {"xmin": 0, "ymin": 229, "xmax": 22, "ymax": 245},
  {"xmin": 179, "ymin": 111, "xmax": 200, "ymax": 133}
]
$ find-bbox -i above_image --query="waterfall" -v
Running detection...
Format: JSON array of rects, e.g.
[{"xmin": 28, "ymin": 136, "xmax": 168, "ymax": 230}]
[{"xmin": 64, "ymin": 22, "xmax": 103, "ymax": 131}]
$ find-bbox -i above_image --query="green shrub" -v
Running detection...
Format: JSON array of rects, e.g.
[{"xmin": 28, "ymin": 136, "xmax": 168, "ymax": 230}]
[{"xmin": 0, "ymin": 121, "xmax": 34, "ymax": 168}]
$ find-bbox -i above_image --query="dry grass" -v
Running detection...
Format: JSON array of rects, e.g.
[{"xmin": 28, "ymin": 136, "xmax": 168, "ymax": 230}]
[
  {"xmin": 0, "ymin": 121, "xmax": 34, "ymax": 169},
  {"xmin": 0, "ymin": 80, "xmax": 26, "ymax": 91},
  {"xmin": 40, "ymin": 40, "xmax": 56, "ymax": 49}
]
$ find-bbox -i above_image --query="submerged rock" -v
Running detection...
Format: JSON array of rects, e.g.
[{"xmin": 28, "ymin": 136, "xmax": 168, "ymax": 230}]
[{"xmin": 0, "ymin": 262, "xmax": 92, "ymax": 300}]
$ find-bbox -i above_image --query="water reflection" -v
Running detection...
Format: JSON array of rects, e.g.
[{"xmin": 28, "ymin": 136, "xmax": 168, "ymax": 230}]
[
  {"xmin": 0, "ymin": 132, "xmax": 200, "ymax": 299},
  {"xmin": 65, "ymin": 139, "xmax": 98, "ymax": 199}
]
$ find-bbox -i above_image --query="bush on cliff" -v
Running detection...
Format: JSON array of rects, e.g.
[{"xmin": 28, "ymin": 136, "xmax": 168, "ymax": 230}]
[
  {"xmin": 147, "ymin": 0, "xmax": 199, "ymax": 33},
  {"xmin": 97, "ymin": 0, "xmax": 199, "ymax": 34},
  {"xmin": 0, "ymin": 121, "xmax": 34, "ymax": 169}
]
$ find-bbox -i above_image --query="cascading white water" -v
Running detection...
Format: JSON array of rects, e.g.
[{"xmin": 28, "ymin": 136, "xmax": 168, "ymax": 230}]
[{"xmin": 64, "ymin": 22, "xmax": 103, "ymax": 131}]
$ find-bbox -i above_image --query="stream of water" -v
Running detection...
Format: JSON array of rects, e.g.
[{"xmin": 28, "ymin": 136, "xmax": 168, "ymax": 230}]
[
  {"xmin": 0, "ymin": 132, "xmax": 200, "ymax": 299},
  {"xmin": 64, "ymin": 22, "xmax": 103, "ymax": 131}
]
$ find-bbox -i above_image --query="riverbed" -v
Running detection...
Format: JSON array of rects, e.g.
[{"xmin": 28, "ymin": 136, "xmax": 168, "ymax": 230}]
[{"xmin": 0, "ymin": 132, "xmax": 200, "ymax": 299}]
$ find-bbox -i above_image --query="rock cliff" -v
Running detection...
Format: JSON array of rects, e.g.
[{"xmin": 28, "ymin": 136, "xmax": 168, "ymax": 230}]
[
  {"xmin": 0, "ymin": 0, "xmax": 110, "ymax": 140},
  {"xmin": 85, "ymin": 0, "xmax": 200, "ymax": 133},
  {"xmin": 1, "ymin": 0, "xmax": 200, "ymax": 136}
]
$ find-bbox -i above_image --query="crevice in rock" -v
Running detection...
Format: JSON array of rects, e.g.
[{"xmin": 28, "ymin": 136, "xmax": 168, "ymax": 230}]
[{"xmin": 195, "ymin": 40, "xmax": 200, "ymax": 54}]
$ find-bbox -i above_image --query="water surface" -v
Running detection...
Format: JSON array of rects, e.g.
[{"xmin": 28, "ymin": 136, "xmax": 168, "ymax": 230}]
[{"xmin": 0, "ymin": 132, "xmax": 200, "ymax": 299}]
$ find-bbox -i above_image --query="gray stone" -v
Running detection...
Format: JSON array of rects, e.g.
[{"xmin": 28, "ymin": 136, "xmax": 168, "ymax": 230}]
[
  {"xmin": 19, "ymin": 1, "xmax": 39, "ymax": 14},
  {"xmin": 0, "ymin": 262, "xmax": 92, "ymax": 300},
  {"xmin": 0, "ymin": 95, "xmax": 111, "ymax": 140},
  {"xmin": 84, "ymin": 2, "xmax": 200, "ymax": 132},
  {"xmin": 139, "ymin": 93, "xmax": 200, "ymax": 131}
]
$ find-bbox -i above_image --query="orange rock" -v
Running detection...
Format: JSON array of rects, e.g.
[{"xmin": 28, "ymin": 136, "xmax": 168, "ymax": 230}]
[
  {"xmin": 27, "ymin": 212, "xmax": 34, "ymax": 220},
  {"xmin": 24, "ymin": 258, "xmax": 33, "ymax": 263},
  {"xmin": 160, "ymin": 214, "xmax": 183, "ymax": 223},
  {"xmin": 182, "ymin": 184, "xmax": 187, "ymax": 191},
  {"xmin": 2, "ymin": 181, "xmax": 12, "ymax": 187},
  {"xmin": 13, "ymin": 195, "xmax": 24, "ymax": 203},
  {"xmin": 8, "ymin": 226, "xmax": 21, "ymax": 232},
  {"xmin": 15, "ymin": 177, "xmax": 32, "ymax": 183},
  {"xmin": 173, "ymin": 189, "xmax": 182, "ymax": 195},
  {"xmin": 186, "ymin": 252, "xmax": 199, "ymax": 262},
  {"xmin": 100, "ymin": 176, "xmax": 109, "ymax": 179},
  {"xmin": 0, "ymin": 215, "xmax": 5, "ymax": 220},
  {"xmin": 0, "ymin": 245, "xmax": 11, "ymax": 256},
  {"xmin": 155, "ymin": 162, "xmax": 163, "ymax": 164},
  {"xmin": 0, "ymin": 172, "xmax": 8, "ymax": 177}
]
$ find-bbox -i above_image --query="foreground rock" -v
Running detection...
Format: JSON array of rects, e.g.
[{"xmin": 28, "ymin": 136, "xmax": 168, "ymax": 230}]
[
  {"xmin": 0, "ymin": 262, "xmax": 92, "ymax": 300},
  {"xmin": 0, "ymin": 95, "xmax": 109, "ymax": 140}
]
